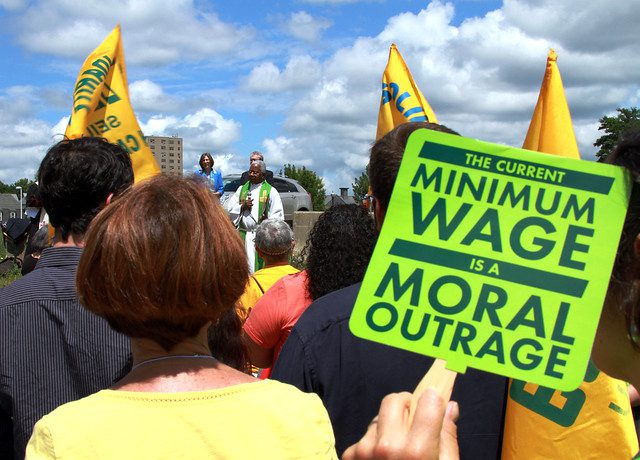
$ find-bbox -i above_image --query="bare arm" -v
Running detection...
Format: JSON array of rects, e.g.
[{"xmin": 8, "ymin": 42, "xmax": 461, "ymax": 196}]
[{"xmin": 242, "ymin": 331, "xmax": 274, "ymax": 369}]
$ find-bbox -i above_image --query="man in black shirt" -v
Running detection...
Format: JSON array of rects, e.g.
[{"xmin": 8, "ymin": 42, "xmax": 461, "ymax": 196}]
[
  {"xmin": 271, "ymin": 122, "xmax": 507, "ymax": 458},
  {"xmin": 0, "ymin": 138, "xmax": 134, "ymax": 458},
  {"xmin": 239, "ymin": 151, "xmax": 274, "ymax": 185}
]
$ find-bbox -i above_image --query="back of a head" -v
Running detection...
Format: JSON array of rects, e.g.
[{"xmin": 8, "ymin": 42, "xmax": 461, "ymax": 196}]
[
  {"xmin": 250, "ymin": 151, "xmax": 264, "ymax": 161},
  {"xmin": 253, "ymin": 160, "xmax": 266, "ymax": 173},
  {"xmin": 305, "ymin": 204, "xmax": 377, "ymax": 300},
  {"xmin": 25, "ymin": 183, "xmax": 42, "ymax": 208},
  {"xmin": 255, "ymin": 219, "xmax": 294, "ymax": 259},
  {"xmin": 38, "ymin": 137, "xmax": 134, "ymax": 242},
  {"xmin": 370, "ymin": 122, "xmax": 459, "ymax": 209},
  {"xmin": 605, "ymin": 130, "xmax": 640, "ymax": 297},
  {"xmin": 78, "ymin": 175, "xmax": 249, "ymax": 351},
  {"xmin": 30, "ymin": 225, "xmax": 50, "ymax": 255}
]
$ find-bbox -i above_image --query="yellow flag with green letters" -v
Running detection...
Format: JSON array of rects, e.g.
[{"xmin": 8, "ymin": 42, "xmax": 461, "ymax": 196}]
[
  {"xmin": 502, "ymin": 49, "xmax": 638, "ymax": 460},
  {"xmin": 376, "ymin": 43, "xmax": 438, "ymax": 140},
  {"xmin": 65, "ymin": 25, "xmax": 159, "ymax": 182}
]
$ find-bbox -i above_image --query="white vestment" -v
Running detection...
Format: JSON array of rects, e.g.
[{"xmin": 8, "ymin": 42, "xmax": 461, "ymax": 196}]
[{"xmin": 226, "ymin": 182, "xmax": 284, "ymax": 274}]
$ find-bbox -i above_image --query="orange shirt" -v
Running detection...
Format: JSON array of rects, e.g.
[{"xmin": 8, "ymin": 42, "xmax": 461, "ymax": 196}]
[{"xmin": 243, "ymin": 271, "xmax": 313, "ymax": 366}]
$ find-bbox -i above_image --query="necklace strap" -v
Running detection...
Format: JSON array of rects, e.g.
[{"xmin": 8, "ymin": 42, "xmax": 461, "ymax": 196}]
[{"xmin": 132, "ymin": 354, "xmax": 217, "ymax": 371}]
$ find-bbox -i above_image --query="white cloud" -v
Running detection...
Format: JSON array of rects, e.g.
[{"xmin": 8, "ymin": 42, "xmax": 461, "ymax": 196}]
[
  {"xmin": 0, "ymin": 86, "xmax": 37, "ymax": 124},
  {"xmin": 262, "ymin": 0, "xmax": 639, "ymax": 192},
  {"xmin": 0, "ymin": 0, "xmax": 638, "ymax": 193},
  {"xmin": 503, "ymin": 0, "xmax": 639, "ymax": 53},
  {"xmin": 130, "ymin": 80, "xmax": 177, "ymax": 113},
  {"xmin": 9, "ymin": 0, "xmax": 255, "ymax": 66},
  {"xmin": 262, "ymin": 136, "xmax": 313, "ymax": 168},
  {"xmin": 139, "ymin": 108, "xmax": 241, "ymax": 174},
  {"xmin": 0, "ymin": 119, "xmax": 62, "ymax": 184},
  {"xmin": 286, "ymin": 11, "xmax": 331, "ymax": 42},
  {"xmin": 245, "ymin": 55, "xmax": 322, "ymax": 92}
]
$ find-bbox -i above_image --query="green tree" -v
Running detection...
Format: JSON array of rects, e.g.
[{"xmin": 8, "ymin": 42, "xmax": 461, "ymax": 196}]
[
  {"xmin": 283, "ymin": 164, "xmax": 326, "ymax": 211},
  {"xmin": 3, "ymin": 178, "xmax": 37, "ymax": 197},
  {"xmin": 594, "ymin": 107, "xmax": 640, "ymax": 160},
  {"xmin": 352, "ymin": 165, "xmax": 370, "ymax": 203},
  {"xmin": 12, "ymin": 178, "xmax": 35, "ymax": 193}
]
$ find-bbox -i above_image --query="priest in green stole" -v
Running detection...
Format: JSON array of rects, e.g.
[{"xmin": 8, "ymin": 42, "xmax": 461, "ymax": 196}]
[{"xmin": 226, "ymin": 160, "xmax": 284, "ymax": 273}]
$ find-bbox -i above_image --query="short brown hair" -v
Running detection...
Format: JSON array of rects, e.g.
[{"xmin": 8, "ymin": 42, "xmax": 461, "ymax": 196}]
[
  {"xmin": 77, "ymin": 175, "xmax": 249, "ymax": 351},
  {"xmin": 369, "ymin": 122, "xmax": 459, "ymax": 209}
]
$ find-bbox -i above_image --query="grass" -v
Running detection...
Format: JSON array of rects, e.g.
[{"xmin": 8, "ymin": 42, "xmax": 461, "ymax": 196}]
[{"xmin": 0, "ymin": 243, "xmax": 22, "ymax": 288}]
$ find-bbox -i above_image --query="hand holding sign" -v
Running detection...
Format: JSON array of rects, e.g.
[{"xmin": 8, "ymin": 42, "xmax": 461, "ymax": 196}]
[{"xmin": 343, "ymin": 387, "xmax": 459, "ymax": 460}]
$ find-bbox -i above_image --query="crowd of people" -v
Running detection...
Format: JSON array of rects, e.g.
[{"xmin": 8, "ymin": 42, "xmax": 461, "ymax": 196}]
[{"xmin": 1, "ymin": 122, "xmax": 640, "ymax": 459}]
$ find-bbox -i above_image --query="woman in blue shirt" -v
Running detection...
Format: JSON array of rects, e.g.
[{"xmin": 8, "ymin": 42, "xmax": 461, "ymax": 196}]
[{"xmin": 195, "ymin": 153, "xmax": 223, "ymax": 196}]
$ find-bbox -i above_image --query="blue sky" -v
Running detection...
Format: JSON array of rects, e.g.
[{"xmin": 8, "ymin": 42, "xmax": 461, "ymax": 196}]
[{"xmin": 0, "ymin": 0, "xmax": 638, "ymax": 193}]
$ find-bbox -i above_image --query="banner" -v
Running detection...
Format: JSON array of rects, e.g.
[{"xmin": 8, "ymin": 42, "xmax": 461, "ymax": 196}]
[
  {"xmin": 376, "ymin": 44, "xmax": 438, "ymax": 140},
  {"xmin": 65, "ymin": 25, "xmax": 159, "ymax": 182},
  {"xmin": 522, "ymin": 49, "xmax": 580, "ymax": 159},
  {"xmin": 349, "ymin": 129, "xmax": 631, "ymax": 391}
]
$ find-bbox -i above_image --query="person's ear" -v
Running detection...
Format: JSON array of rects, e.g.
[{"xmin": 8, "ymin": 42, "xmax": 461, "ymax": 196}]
[
  {"xmin": 374, "ymin": 198, "xmax": 386, "ymax": 231},
  {"xmin": 105, "ymin": 193, "xmax": 114, "ymax": 206},
  {"xmin": 634, "ymin": 234, "xmax": 640, "ymax": 258}
]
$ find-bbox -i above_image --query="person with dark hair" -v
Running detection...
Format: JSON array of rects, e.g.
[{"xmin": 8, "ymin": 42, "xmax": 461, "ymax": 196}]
[
  {"xmin": 237, "ymin": 218, "xmax": 299, "ymax": 319},
  {"xmin": 194, "ymin": 152, "xmax": 223, "ymax": 197},
  {"xmin": 22, "ymin": 183, "xmax": 49, "ymax": 265},
  {"xmin": 243, "ymin": 204, "xmax": 377, "ymax": 374},
  {"xmin": 0, "ymin": 137, "xmax": 134, "ymax": 458},
  {"xmin": 25, "ymin": 175, "xmax": 335, "ymax": 458},
  {"xmin": 207, "ymin": 307, "xmax": 252, "ymax": 374},
  {"xmin": 239, "ymin": 151, "xmax": 274, "ymax": 185},
  {"xmin": 271, "ymin": 122, "xmax": 507, "ymax": 458}
]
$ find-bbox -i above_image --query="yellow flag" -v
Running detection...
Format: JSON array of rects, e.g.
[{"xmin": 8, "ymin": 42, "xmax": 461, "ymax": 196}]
[
  {"xmin": 522, "ymin": 49, "xmax": 579, "ymax": 158},
  {"xmin": 502, "ymin": 363, "xmax": 638, "ymax": 459},
  {"xmin": 65, "ymin": 25, "xmax": 160, "ymax": 182},
  {"xmin": 376, "ymin": 44, "xmax": 438, "ymax": 140},
  {"xmin": 502, "ymin": 49, "xmax": 638, "ymax": 460}
]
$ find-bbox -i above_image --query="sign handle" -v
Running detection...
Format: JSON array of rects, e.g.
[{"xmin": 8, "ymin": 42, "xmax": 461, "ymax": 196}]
[{"xmin": 409, "ymin": 358, "xmax": 457, "ymax": 426}]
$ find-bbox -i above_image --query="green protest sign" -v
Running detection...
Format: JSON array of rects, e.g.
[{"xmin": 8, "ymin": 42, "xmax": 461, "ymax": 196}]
[{"xmin": 349, "ymin": 129, "xmax": 631, "ymax": 391}]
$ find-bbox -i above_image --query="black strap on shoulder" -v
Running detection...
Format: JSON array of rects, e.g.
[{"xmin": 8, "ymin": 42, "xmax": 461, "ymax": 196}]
[{"xmin": 252, "ymin": 276, "xmax": 265, "ymax": 294}]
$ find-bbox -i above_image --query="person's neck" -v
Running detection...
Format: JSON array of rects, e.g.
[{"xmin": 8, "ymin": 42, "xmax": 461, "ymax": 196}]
[
  {"xmin": 264, "ymin": 259, "xmax": 290, "ymax": 268},
  {"xmin": 130, "ymin": 326, "xmax": 213, "ymax": 367},
  {"xmin": 53, "ymin": 232, "xmax": 84, "ymax": 248},
  {"xmin": 113, "ymin": 325, "xmax": 256, "ymax": 391}
]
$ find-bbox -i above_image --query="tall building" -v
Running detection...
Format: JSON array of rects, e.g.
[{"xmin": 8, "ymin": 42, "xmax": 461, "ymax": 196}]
[{"xmin": 146, "ymin": 135, "xmax": 183, "ymax": 176}]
